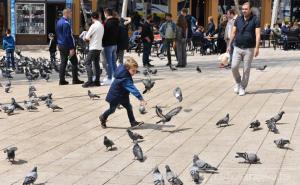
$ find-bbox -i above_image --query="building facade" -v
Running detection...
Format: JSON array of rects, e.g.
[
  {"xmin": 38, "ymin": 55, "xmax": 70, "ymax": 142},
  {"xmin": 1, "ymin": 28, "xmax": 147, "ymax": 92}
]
[{"xmin": 2, "ymin": 0, "xmax": 299, "ymax": 45}]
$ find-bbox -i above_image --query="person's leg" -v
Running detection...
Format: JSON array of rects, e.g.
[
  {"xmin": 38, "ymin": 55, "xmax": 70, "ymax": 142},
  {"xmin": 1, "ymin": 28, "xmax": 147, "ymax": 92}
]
[
  {"xmin": 104, "ymin": 46, "xmax": 113, "ymax": 80},
  {"xmin": 58, "ymin": 47, "xmax": 69, "ymax": 82},
  {"xmin": 111, "ymin": 45, "xmax": 117, "ymax": 77},
  {"xmin": 100, "ymin": 50, "xmax": 108, "ymax": 74},
  {"xmin": 121, "ymin": 101, "xmax": 136, "ymax": 124},
  {"xmin": 143, "ymin": 42, "xmax": 150, "ymax": 66},
  {"xmin": 84, "ymin": 50, "xmax": 94, "ymax": 83},
  {"xmin": 102, "ymin": 103, "xmax": 118, "ymax": 121},
  {"xmin": 241, "ymin": 48, "xmax": 255, "ymax": 89},
  {"xmin": 176, "ymin": 41, "xmax": 182, "ymax": 66},
  {"xmin": 10, "ymin": 49, "xmax": 15, "ymax": 69},
  {"xmin": 93, "ymin": 50, "xmax": 101, "ymax": 83},
  {"xmin": 119, "ymin": 49, "xmax": 124, "ymax": 64},
  {"xmin": 5, "ymin": 50, "xmax": 11, "ymax": 69},
  {"xmin": 69, "ymin": 52, "xmax": 80, "ymax": 81},
  {"xmin": 231, "ymin": 47, "xmax": 243, "ymax": 85},
  {"xmin": 166, "ymin": 39, "xmax": 172, "ymax": 65},
  {"xmin": 182, "ymin": 40, "xmax": 187, "ymax": 67}
]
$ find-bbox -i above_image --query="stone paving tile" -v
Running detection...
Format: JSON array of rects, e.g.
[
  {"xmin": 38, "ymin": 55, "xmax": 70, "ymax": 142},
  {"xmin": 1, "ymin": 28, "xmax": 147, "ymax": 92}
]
[{"xmin": 0, "ymin": 49, "xmax": 300, "ymax": 184}]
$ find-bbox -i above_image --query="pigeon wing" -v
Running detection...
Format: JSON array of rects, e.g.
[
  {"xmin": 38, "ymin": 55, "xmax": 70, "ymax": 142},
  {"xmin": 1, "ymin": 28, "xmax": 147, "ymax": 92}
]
[
  {"xmin": 155, "ymin": 106, "xmax": 165, "ymax": 118},
  {"xmin": 165, "ymin": 106, "xmax": 182, "ymax": 118}
]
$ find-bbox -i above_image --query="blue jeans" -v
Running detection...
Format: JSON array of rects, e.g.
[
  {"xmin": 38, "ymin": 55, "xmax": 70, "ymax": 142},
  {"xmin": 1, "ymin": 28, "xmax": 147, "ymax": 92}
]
[
  {"xmin": 104, "ymin": 45, "xmax": 117, "ymax": 79},
  {"xmin": 102, "ymin": 101, "xmax": 136, "ymax": 124},
  {"xmin": 6, "ymin": 49, "xmax": 15, "ymax": 69}
]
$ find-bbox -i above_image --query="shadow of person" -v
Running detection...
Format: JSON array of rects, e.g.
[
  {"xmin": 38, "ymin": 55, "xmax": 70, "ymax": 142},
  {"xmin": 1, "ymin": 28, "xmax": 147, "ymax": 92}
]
[
  {"xmin": 12, "ymin": 159, "xmax": 28, "ymax": 165},
  {"xmin": 161, "ymin": 127, "xmax": 192, "ymax": 133},
  {"xmin": 248, "ymin": 89, "xmax": 293, "ymax": 95}
]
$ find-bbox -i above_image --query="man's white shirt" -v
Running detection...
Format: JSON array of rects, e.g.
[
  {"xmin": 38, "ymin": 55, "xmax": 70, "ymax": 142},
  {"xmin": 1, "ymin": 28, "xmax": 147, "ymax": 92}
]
[{"xmin": 84, "ymin": 20, "xmax": 104, "ymax": 50}]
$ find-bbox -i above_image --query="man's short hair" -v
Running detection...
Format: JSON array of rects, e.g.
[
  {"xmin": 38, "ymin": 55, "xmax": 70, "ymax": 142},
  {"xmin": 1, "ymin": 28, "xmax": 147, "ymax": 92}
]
[
  {"xmin": 91, "ymin": 12, "xmax": 99, "ymax": 19},
  {"xmin": 6, "ymin": 29, "xmax": 11, "ymax": 34},
  {"xmin": 243, "ymin": 2, "xmax": 252, "ymax": 8},
  {"xmin": 104, "ymin": 8, "xmax": 113, "ymax": 16},
  {"xmin": 146, "ymin": 14, "xmax": 152, "ymax": 20},
  {"xmin": 125, "ymin": 57, "xmax": 139, "ymax": 69},
  {"xmin": 181, "ymin": 8, "xmax": 188, "ymax": 14},
  {"xmin": 165, "ymin": 13, "xmax": 172, "ymax": 18},
  {"xmin": 63, "ymin": 8, "xmax": 71, "ymax": 15}
]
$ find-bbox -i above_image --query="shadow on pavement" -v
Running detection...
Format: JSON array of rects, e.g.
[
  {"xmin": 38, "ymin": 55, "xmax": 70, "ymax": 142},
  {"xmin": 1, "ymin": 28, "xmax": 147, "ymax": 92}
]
[{"xmin": 248, "ymin": 88, "xmax": 293, "ymax": 94}]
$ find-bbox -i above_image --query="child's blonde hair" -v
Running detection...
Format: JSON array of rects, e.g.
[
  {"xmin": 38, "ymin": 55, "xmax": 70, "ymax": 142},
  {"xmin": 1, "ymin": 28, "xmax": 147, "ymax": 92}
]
[{"xmin": 125, "ymin": 57, "xmax": 139, "ymax": 69}]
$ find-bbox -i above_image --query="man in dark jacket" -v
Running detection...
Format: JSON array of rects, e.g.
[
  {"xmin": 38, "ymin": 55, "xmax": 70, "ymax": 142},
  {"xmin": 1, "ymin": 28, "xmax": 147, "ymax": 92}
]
[
  {"xmin": 102, "ymin": 8, "xmax": 120, "ymax": 85},
  {"xmin": 48, "ymin": 33, "xmax": 57, "ymax": 64},
  {"xmin": 56, "ymin": 8, "xmax": 83, "ymax": 85},
  {"xmin": 99, "ymin": 58, "xmax": 146, "ymax": 128},
  {"xmin": 141, "ymin": 15, "xmax": 154, "ymax": 67},
  {"xmin": 2, "ymin": 29, "xmax": 15, "ymax": 69}
]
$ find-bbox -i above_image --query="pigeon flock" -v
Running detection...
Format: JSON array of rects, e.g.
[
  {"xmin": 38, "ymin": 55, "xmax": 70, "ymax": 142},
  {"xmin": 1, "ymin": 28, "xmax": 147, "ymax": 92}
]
[{"xmin": 0, "ymin": 50, "xmax": 291, "ymax": 184}]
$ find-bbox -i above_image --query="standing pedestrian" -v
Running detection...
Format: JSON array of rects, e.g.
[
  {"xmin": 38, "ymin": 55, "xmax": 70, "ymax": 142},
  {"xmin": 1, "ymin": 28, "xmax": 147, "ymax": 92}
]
[
  {"xmin": 225, "ymin": 9, "xmax": 238, "ymax": 67},
  {"xmin": 175, "ymin": 14, "xmax": 187, "ymax": 67},
  {"xmin": 102, "ymin": 8, "xmax": 119, "ymax": 85},
  {"xmin": 181, "ymin": 8, "xmax": 193, "ymax": 50},
  {"xmin": 116, "ymin": 13, "xmax": 131, "ymax": 65},
  {"xmin": 227, "ymin": 2, "xmax": 261, "ymax": 96},
  {"xmin": 2, "ymin": 29, "xmax": 15, "ymax": 70},
  {"xmin": 48, "ymin": 33, "xmax": 57, "ymax": 66},
  {"xmin": 159, "ymin": 13, "xmax": 176, "ymax": 66},
  {"xmin": 82, "ymin": 12, "xmax": 104, "ymax": 88},
  {"xmin": 141, "ymin": 15, "xmax": 154, "ymax": 67},
  {"xmin": 56, "ymin": 8, "xmax": 83, "ymax": 85}
]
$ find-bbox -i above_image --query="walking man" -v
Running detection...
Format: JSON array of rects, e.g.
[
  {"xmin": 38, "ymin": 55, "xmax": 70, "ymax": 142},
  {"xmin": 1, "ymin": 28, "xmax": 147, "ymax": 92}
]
[
  {"xmin": 141, "ymin": 15, "xmax": 154, "ymax": 67},
  {"xmin": 227, "ymin": 2, "xmax": 261, "ymax": 96},
  {"xmin": 56, "ymin": 8, "xmax": 83, "ymax": 85},
  {"xmin": 82, "ymin": 12, "xmax": 104, "ymax": 88}
]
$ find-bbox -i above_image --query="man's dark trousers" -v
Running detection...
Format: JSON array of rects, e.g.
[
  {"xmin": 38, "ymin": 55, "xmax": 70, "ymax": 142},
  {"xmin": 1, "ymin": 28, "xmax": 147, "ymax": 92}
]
[
  {"xmin": 85, "ymin": 50, "xmax": 101, "ymax": 83},
  {"xmin": 58, "ymin": 46, "xmax": 79, "ymax": 81},
  {"xmin": 164, "ymin": 39, "xmax": 173, "ymax": 65},
  {"xmin": 142, "ymin": 41, "xmax": 152, "ymax": 66}
]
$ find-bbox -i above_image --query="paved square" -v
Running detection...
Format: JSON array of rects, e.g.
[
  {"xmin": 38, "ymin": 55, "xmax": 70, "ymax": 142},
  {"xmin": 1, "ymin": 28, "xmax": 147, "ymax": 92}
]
[{"xmin": 0, "ymin": 48, "xmax": 300, "ymax": 185}]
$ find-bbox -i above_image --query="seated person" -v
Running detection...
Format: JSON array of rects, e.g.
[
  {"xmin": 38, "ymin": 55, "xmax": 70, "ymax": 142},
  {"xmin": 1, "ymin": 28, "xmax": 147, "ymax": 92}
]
[{"xmin": 129, "ymin": 26, "xmax": 142, "ymax": 48}]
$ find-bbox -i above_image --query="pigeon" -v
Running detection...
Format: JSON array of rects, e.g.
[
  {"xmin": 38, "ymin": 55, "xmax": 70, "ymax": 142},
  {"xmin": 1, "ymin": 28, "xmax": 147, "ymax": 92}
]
[
  {"xmin": 249, "ymin": 120, "xmax": 261, "ymax": 130},
  {"xmin": 165, "ymin": 165, "xmax": 183, "ymax": 185},
  {"xmin": 45, "ymin": 98, "xmax": 53, "ymax": 107},
  {"xmin": 127, "ymin": 129, "xmax": 143, "ymax": 142},
  {"xmin": 235, "ymin": 152, "xmax": 260, "ymax": 164},
  {"xmin": 196, "ymin": 66, "xmax": 202, "ymax": 73},
  {"xmin": 153, "ymin": 167, "xmax": 165, "ymax": 185},
  {"xmin": 256, "ymin": 65, "xmax": 267, "ymax": 71},
  {"xmin": 169, "ymin": 65, "xmax": 177, "ymax": 71},
  {"xmin": 266, "ymin": 119, "xmax": 278, "ymax": 133},
  {"xmin": 38, "ymin": 93, "xmax": 52, "ymax": 101},
  {"xmin": 133, "ymin": 141, "xmax": 144, "ymax": 162},
  {"xmin": 151, "ymin": 69, "xmax": 158, "ymax": 75},
  {"xmin": 216, "ymin": 113, "xmax": 230, "ymax": 127},
  {"xmin": 4, "ymin": 147, "xmax": 18, "ymax": 162},
  {"xmin": 29, "ymin": 85, "xmax": 37, "ymax": 92},
  {"xmin": 88, "ymin": 90, "xmax": 100, "ymax": 99},
  {"xmin": 173, "ymin": 87, "xmax": 183, "ymax": 102},
  {"xmin": 193, "ymin": 155, "xmax": 218, "ymax": 172},
  {"xmin": 29, "ymin": 98, "xmax": 40, "ymax": 106},
  {"xmin": 11, "ymin": 98, "xmax": 24, "ymax": 110},
  {"xmin": 190, "ymin": 164, "xmax": 203, "ymax": 184},
  {"xmin": 142, "ymin": 78, "xmax": 155, "ymax": 94},
  {"xmin": 1, "ymin": 104, "xmax": 15, "ymax": 115},
  {"xmin": 24, "ymin": 101, "xmax": 38, "ymax": 111},
  {"xmin": 5, "ymin": 82, "xmax": 11, "ymax": 93},
  {"xmin": 274, "ymin": 138, "xmax": 290, "ymax": 148},
  {"xmin": 28, "ymin": 90, "xmax": 37, "ymax": 98},
  {"xmin": 139, "ymin": 105, "xmax": 146, "ymax": 114},
  {"xmin": 103, "ymin": 136, "xmax": 114, "ymax": 150},
  {"xmin": 156, "ymin": 106, "xmax": 182, "ymax": 124},
  {"xmin": 23, "ymin": 167, "xmax": 38, "ymax": 185},
  {"xmin": 271, "ymin": 111, "xmax": 285, "ymax": 123},
  {"xmin": 47, "ymin": 102, "xmax": 63, "ymax": 112}
]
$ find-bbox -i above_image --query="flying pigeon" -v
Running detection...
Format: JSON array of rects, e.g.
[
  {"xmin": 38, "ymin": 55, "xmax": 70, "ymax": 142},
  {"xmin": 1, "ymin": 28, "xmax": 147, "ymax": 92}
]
[
  {"xmin": 103, "ymin": 136, "xmax": 114, "ymax": 150},
  {"xmin": 156, "ymin": 106, "xmax": 182, "ymax": 124},
  {"xmin": 23, "ymin": 167, "xmax": 38, "ymax": 185},
  {"xmin": 256, "ymin": 65, "xmax": 267, "ymax": 71},
  {"xmin": 266, "ymin": 119, "xmax": 278, "ymax": 133},
  {"xmin": 173, "ymin": 87, "xmax": 183, "ymax": 102},
  {"xmin": 24, "ymin": 101, "xmax": 38, "ymax": 111},
  {"xmin": 127, "ymin": 129, "xmax": 143, "ymax": 142},
  {"xmin": 4, "ymin": 147, "xmax": 18, "ymax": 162},
  {"xmin": 153, "ymin": 167, "xmax": 165, "ymax": 185},
  {"xmin": 196, "ymin": 66, "xmax": 202, "ymax": 73},
  {"xmin": 216, "ymin": 113, "xmax": 230, "ymax": 127},
  {"xmin": 11, "ymin": 98, "xmax": 24, "ymax": 110},
  {"xmin": 142, "ymin": 78, "xmax": 155, "ymax": 94},
  {"xmin": 190, "ymin": 164, "xmax": 203, "ymax": 184},
  {"xmin": 274, "ymin": 138, "xmax": 290, "ymax": 148},
  {"xmin": 88, "ymin": 90, "xmax": 100, "ymax": 99},
  {"xmin": 47, "ymin": 102, "xmax": 63, "ymax": 112},
  {"xmin": 133, "ymin": 141, "xmax": 144, "ymax": 162},
  {"xmin": 271, "ymin": 111, "xmax": 285, "ymax": 123},
  {"xmin": 235, "ymin": 152, "xmax": 260, "ymax": 164},
  {"xmin": 165, "ymin": 165, "xmax": 183, "ymax": 185},
  {"xmin": 193, "ymin": 155, "xmax": 218, "ymax": 172},
  {"xmin": 249, "ymin": 120, "xmax": 261, "ymax": 130}
]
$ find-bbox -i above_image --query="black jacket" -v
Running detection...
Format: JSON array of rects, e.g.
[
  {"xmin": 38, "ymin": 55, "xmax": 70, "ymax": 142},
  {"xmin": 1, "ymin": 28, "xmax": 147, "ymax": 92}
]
[
  {"xmin": 117, "ymin": 22, "xmax": 129, "ymax": 51},
  {"xmin": 141, "ymin": 21, "xmax": 154, "ymax": 43},
  {"xmin": 103, "ymin": 17, "xmax": 120, "ymax": 47},
  {"xmin": 49, "ymin": 39, "xmax": 57, "ymax": 52}
]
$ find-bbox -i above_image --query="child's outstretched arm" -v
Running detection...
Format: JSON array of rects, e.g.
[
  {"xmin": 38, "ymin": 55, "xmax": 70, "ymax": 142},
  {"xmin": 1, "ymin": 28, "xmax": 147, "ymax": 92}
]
[{"xmin": 123, "ymin": 79, "xmax": 143, "ymax": 101}]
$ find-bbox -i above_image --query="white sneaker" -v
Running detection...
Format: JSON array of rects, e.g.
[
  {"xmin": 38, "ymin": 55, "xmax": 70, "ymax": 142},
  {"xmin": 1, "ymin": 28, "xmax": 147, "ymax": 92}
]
[
  {"xmin": 239, "ymin": 87, "xmax": 246, "ymax": 96},
  {"xmin": 234, "ymin": 84, "xmax": 240, "ymax": 94}
]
